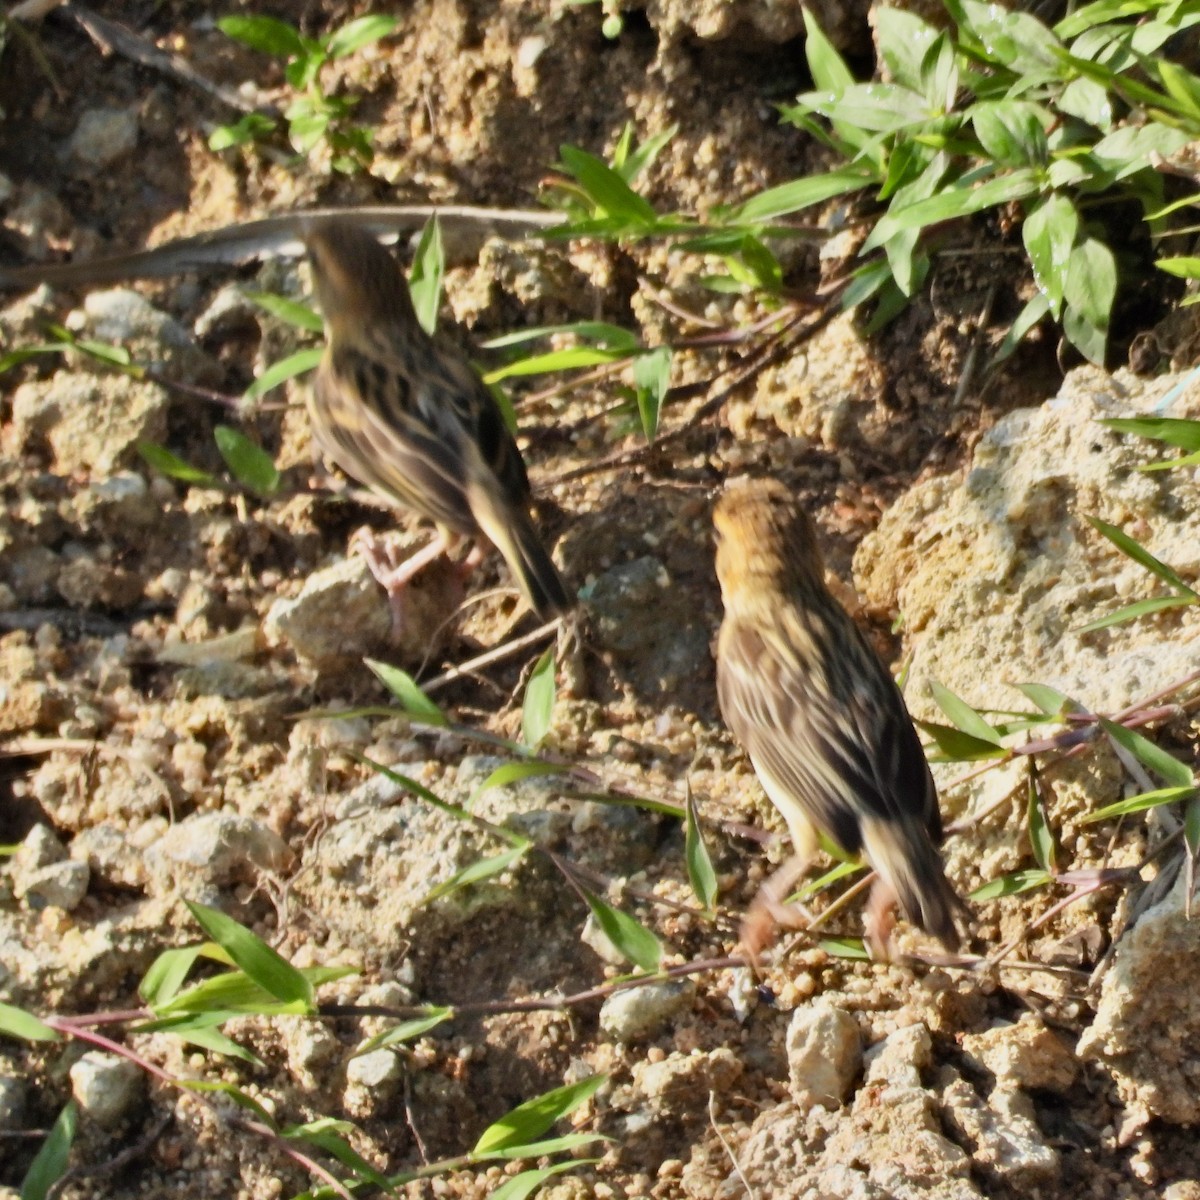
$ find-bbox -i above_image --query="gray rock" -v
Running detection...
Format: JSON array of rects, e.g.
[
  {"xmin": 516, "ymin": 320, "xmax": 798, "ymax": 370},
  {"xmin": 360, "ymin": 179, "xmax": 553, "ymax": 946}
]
[
  {"xmin": 144, "ymin": 812, "xmax": 291, "ymax": 894},
  {"xmin": 599, "ymin": 979, "xmax": 695, "ymax": 1042},
  {"xmin": 68, "ymin": 108, "xmax": 139, "ymax": 170},
  {"xmin": 69, "ymin": 1051, "xmax": 144, "ymax": 1128},
  {"xmin": 787, "ymin": 1002, "xmax": 862, "ymax": 1111},
  {"xmin": 346, "ymin": 1048, "xmax": 402, "ymax": 1089}
]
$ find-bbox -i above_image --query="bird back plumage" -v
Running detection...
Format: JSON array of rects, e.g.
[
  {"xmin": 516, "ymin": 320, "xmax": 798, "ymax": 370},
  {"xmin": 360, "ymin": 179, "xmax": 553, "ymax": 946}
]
[
  {"xmin": 303, "ymin": 220, "xmax": 571, "ymax": 620},
  {"xmin": 714, "ymin": 478, "xmax": 960, "ymax": 948}
]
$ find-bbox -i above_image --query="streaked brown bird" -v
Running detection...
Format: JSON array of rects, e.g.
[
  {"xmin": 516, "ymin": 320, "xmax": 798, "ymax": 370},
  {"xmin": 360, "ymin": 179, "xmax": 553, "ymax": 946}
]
[
  {"xmin": 302, "ymin": 219, "xmax": 571, "ymax": 623},
  {"xmin": 713, "ymin": 478, "xmax": 961, "ymax": 959}
]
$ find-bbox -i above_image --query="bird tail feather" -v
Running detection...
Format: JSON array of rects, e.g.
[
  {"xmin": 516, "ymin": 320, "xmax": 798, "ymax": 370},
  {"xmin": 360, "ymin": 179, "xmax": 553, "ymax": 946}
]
[
  {"xmin": 860, "ymin": 817, "xmax": 962, "ymax": 950},
  {"xmin": 473, "ymin": 491, "xmax": 571, "ymax": 620}
]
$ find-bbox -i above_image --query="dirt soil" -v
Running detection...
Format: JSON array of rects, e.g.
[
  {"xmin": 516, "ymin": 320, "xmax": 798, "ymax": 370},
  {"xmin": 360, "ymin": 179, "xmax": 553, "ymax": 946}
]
[{"xmin": 1, "ymin": 2, "xmax": 1199, "ymax": 1199}]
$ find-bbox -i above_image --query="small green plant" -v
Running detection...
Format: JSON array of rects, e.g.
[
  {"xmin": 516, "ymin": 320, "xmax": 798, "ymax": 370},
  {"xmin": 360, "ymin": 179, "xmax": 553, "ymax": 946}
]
[
  {"xmin": 761, "ymin": 0, "xmax": 1200, "ymax": 363},
  {"xmin": 211, "ymin": 13, "xmax": 399, "ymax": 173}
]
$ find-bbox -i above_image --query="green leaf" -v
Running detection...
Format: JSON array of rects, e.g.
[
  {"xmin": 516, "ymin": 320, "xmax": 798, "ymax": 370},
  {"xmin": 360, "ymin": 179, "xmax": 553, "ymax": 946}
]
[
  {"xmin": 1077, "ymin": 593, "xmax": 1196, "ymax": 633},
  {"xmin": 0, "ymin": 1002, "xmax": 59, "ymax": 1043},
  {"xmin": 1082, "ymin": 785, "xmax": 1200, "ymax": 823},
  {"xmin": 1014, "ymin": 682, "xmax": 1071, "ymax": 716},
  {"xmin": 140, "ymin": 943, "xmax": 209, "ymax": 1007},
  {"xmin": 489, "ymin": 1161, "xmax": 598, "ymax": 1200},
  {"xmin": 365, "ymin": 659, "xmax": 448, "ymax": 725},
  {"xmin": 1027, "ymin": 773, "xmax": 1057, "ymax": 874},
  {"xmin": 580, "ymin": 889, "xmax": 662, "ymax": 972},
  {"xmin": 869, "ymin": 169, "xmax": 1042, "ymax": 243},
  {"xmin": 1022, "ymin": 192, "xmax": 1077, "ymax": 316},
  {"xmin": 618, "ymin": 123, "xmax": 678, "ymax": 184},
  {"xmin": 732, "ymin": 170, "xmax": 870, "ymax": 222},
  {"xmin": 20, "ymin": 1102, "xmax": 76, "ymax": 1200},
  {"xmin": 875, "ymin": 8, "xmax": 940, "ymax": 90},
  {"xmin": 1063, "ymin": 238, "xmax": 1116, "ymax": 365},
  {"xmin": 1086, "ymin": 517, "xmax": 1198, "ymax": 598},
  {"xmin": 684, "ymin": 783, "xmax": 718, "ymax": 911},
  {"xmin": 244, "ymin": 347, "xmax": 324, "ymax": 399},
  {"xmin": 929, "ymin": 681, "xmax": 1003, "ymax": 745},
  {"xmin": 796, "ymin": 857, "xmax": 864, "ymax": 900},
  {"xmin": 917, "ymin": 720, "xmax": 1008, "ymax": 761},
  {"xmin": 520, "ymin": 647, "xmax": 557, "ymax": 750},
  {"xmin": 473, "ymin": 1074, "xmax": 606, "ymax": 1155},
  {"xmin": 325, "ymin": 14, "xmax": 399, "ymax": 57},
  {"xmin": 819, "ymin": 936, "xmax": 870, "ymax": 960},
  {"xmin": 408, "ymin": 217, "xmax": 444, "ymax": 336},
  {"xmin": 144, "ymin": 1013, "xmax": 263, "ymax": 1064},
  {"xmin": 213, "ymin": 425, "xmax": 281, "ymax": 496},
  {"xmin": 483, "ymin": 321, "xmax": 641, "ymax": 354},
  {"xmin": 1099, "ymin": 717, "xmax": 1195, "ymax": 788},
  {"xmin": 1100, "ymin": 417, "xmax": 1200, "ymax": 453},
  {"xmin": 971, "ymin": 101, "xmax": 1049, "ymax": 167},
  {"xmin": 355, "ymin": 1007, "xmax": 454, "ymax": 1055},
  {"xmin": 424, "ymin": 844, "xmax": 529, "ymax": 905},
  {"xmin": 282, "ymin": 1118, "xmax": 391, "ymax": 1190},
  {"xmin": 484, "ymin": 346, "xmax": 628, "ymax": 382},
  {"xmin": 137, "ymin": 441, "xmax": 218, "ymax": 487},
  {"xmin": 217, "ymin": 14, "xmax": 304, "ymax": 56},
  {"xmin": 959, "ymin": 0, "xmax": 1063, "ymax": 70},
  {"xmin": 185, "ymin": 902, "xmax": 314, "ymax": 1009},
  {"xmin": 558, "ymin": 145, "xmax": 658, "ymax": 226},
  {"xmin": 802, "ymin": 7, "xmax": 855, "ymax": 93},
  {"xmin": 1158, "ymin": 59, "xmax": 1200, "ymax": 121},
  {"xmin": 632, "ymin": 346, "xmax": 670, "ymax": 442},
  {"xmin": 181, "ymin": 1079, "xmax": 276, "ymax": 1125},
  {"xmin": 1157, "ymin": 256, "xmax": 1200, "ymax": 280},
  {"xmin": 472, "ymin": 760, "xmax": 567, "ymax": 800},
  {"xmin": 245, "ymin": 290, "xmax": 324, "ymax": 333},
  {"xmin": 209, "ymin": 113, "xmax": 277, "ymax": 151},
  {"xmin": 969, "ymin": 867, "xmax": 1052, "ymax": 900}
]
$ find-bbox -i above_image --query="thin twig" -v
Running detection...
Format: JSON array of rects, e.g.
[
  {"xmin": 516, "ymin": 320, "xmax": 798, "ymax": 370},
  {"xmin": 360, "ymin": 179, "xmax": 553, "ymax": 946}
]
[
  {"xmin": 421, "ymin": 618, "xmax": 561, "ymax": 694},
  {"xmin": 61, "ymin": 3, "xmax": 276, "ymax": 117}
]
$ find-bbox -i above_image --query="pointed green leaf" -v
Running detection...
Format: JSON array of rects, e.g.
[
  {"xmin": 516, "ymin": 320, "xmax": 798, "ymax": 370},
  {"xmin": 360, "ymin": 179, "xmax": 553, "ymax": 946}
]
[
  {"xmin": 488, "ymin": 1161, "xmax": 599, "ymax": 1200},
  {"xmin": 684, "ymin": 783, "xmax": 718, "ymax": 911},
  {"xmin": 423, "ymin": 844, "xmax": 528, "ymax": 905},
  {"xmin": 365, "ymin": 659, "xmax": 448, "ymax": 725},
  {"xmin": 0, "ymin": 1002, "xmax": 59, "ymax": 1043},
  {"xmin": 137, "ymin": 441, "xmax": 218, "ymax": 487},
  {"xmin": 1077, "ymin": 593, "xmax": 1196, "ymax": 632},
  {"xmin": 917, "ymin": 720, "xmax": 1008, "ymax": 761},
  {"xmin": 522, "ymin": 647, "xmax": 557, "ymax": 750},
  {"xmin": 355, "ymin": 1007, "xmax": 454, "ymax": 1055},
  {"xmin": 245, "ymin": 291, "xmax": 324, "ymax": 333},
  {"xmin": 1099, "ymin": 717, "xmax": 1194, "ymax": 788},
  {"xmin": 213, "ymin": 425, "xmax": 281, "ymax": 496},
  {"xmin": 580, "ymin": 890, "xmax": 662, "ymax": 972},
  {"xmin": 632, "ymin": 346, "xmax": 671, "ymax": 442},
  {"xmin": 139, "ymin": 943, "xmax": 208, "ymax": 1007},
  {"xmin": 1082, "ymin": 785, "xmax": 1200, "ymax": 823},
  {"xmin": 1014, "ymin": 682, "xmax": 1071, "ymax": 716},
  {"xmin": 473, "ymin": 1074, "xmax": 606, "ymax": 1154},
  {"xmin": 185, "ymin": 902, "xmax": 314, "ymax": 1009},
  {"xmin": 558, "ymin": 145, "xmax": 658, "ymax": 226},
  {"xmin": 408, "ymin": 217, "xmax": 444, "ymax": 336},
  {"xmin": 969, "ymin": 867, "xmax": 1052, "ymax": 900},
  {"xmin": 244, "ymin": 346, "xmax": 324, "ymax": 399},
  {"xmin": 929, "ymin": 682, "xmax": 1003, "ymax": 745},
  {"xmin": 20, "ymin": 1102, "xmax": 76, "ymax": 1200},
  {"xmin": 1101, "ymin": 417, "xmax": 1200, "ymax": 453},
  {"xmin": 1027, "ymin": 773, "xmax": 1057, "ymax": 874},
  {"xmin": 1086, "ymin": 517, "xmax": 1198, "ymax": 598},
  {"xmin": 325, "ymin": 14, "xmax": 399, "ymax": 57}
]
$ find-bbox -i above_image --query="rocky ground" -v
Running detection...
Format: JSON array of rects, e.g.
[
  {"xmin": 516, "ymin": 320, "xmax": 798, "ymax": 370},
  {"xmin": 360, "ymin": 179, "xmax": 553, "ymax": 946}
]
[{"xmin": 2, "ymin": 2, "xmax": 1200, "ymax": 1198}]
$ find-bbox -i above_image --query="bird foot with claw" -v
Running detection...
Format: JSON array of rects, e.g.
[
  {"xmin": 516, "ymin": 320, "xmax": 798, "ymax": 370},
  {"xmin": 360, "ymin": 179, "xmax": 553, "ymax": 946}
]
[
  {"xmin": 738, "ymin": 893, "xmax": 815, "ymax": 966},
  {"xmin": 350, "ymin": 528, "xmax": 455, "ymax": 637}
]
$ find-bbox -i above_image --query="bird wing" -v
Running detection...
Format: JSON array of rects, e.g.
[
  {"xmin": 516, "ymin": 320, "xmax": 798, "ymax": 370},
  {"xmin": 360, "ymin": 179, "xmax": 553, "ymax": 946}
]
[
  {"xmin": 717, "ymin": 613, "xmax": 939, "ymax": 858},
  {"xmin": 315, "ymin": 337, "xmax": 525, "ymax": 536}
]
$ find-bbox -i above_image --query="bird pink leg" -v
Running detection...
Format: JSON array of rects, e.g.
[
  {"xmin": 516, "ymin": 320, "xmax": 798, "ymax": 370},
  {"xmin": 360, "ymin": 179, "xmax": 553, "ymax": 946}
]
[
  {"xmin": 350, "ymin": 528, "xmax": 464, "ymax": 635},
  {"xmin": 739, "ymin": 852, "xmax": 816, "ymax": 963},
  {"xmin": 863, "ymin": 878, "xmax": 899, "ymax": 963}
]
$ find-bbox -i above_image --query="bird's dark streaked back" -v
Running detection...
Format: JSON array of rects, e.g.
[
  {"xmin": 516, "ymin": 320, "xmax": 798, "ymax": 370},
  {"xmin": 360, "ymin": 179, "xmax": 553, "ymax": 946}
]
[
  {"xmin": 714, "ymin": 478, "xmax": 960, "ymax": 949},
  {"xmin": 302, "ymin": 219, "xmax": 571, "ymax": 620}
]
